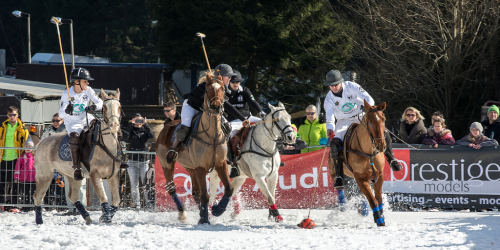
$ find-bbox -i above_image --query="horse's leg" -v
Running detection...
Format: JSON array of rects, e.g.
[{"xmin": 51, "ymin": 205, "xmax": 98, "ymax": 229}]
[
  {"xmin": 354, "ymin": 175, "xmax": 385, "ymax": 227},
  {"xmin": 106, "ymin": 173, "xmax": 120, "ymax": 220},
  {"xmin": 33, "ymin": 168, "xmax": 54, "ymax": 225},
  {"xmin": 266, "ymin": 171, "xmax": 283, "ymax": 222},
  {"xmin": 193, "ymin": 167, "xmax": 210, "ymax": 224},
  {"xmin": 373, "ymin": 171, "xmax": 385, "ymax": 224},
  {"xmin": 66, "ymin": 177, "xmax": 91, "ymax": 224},
  {"xmin": 89, "ymin": 173, "xmax": 112, "ymax": 223},
  {"xmin": 208, "ymin": 170, "xmax": 220, "ymax": 205},
  {"xmin": 211, "ymin": 162, "xmax": 234, "ymax": 217},
  {"xmin": 186, "ymin": 168, "xmax": 201, "ymax": 211},
  {"xmin": 165, "ymin": 165, "xmax": 187, "ymax": 221},
  {"xmin": 229, "ymin": 177, "xmax": 246, "ymax": 218}
]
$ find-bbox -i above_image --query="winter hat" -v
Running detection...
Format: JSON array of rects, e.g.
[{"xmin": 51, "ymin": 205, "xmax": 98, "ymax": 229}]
[
  {"xmin": 470, "ymin": 122, "xmax": 483, "ymax": 133},
  {"xmin": 25, "ymin": 140, "xmax": 35, "ymax": 148},
  {"xmin": 488, "ymin": 105, "xmax": 499, "ymax": 115}
]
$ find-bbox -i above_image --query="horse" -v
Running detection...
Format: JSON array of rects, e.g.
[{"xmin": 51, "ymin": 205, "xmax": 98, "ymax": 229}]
[
  {"xmin": 208, "ymin": 102, "xmax": 296, "ymax": 222},
  {"xmin": 156, "ymin": 72, "xmax": 233, "ymax": 224},
  {"xmin": 328, "ymin": 99, "xmax": 388, "ymax": 226},
  {"xmin": 33, "ymin": 89, "xmax": 123, "ymax": 225}
]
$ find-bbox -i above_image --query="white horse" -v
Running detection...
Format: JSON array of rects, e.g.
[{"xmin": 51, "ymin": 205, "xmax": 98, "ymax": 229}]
[
  {"xmin": 209, "ymin": 102, "xmax": 296, "ymax": 221},
  {"xmin": 33, "ymin": 89, "xmax": 123, "ymax": 225}
]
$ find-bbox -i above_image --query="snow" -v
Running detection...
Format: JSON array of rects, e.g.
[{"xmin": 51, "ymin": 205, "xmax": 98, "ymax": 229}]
[{"xmin": 1, "ymin": 207, "xmax": 499, "ymax": 249}]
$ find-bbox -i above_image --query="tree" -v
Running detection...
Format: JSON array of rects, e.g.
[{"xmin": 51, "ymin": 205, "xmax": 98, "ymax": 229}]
[
  {"xmin": 150, "ymin": 0, "xmax": 354, "ymax": 113},
  {"xmin": 329, "ymin": 0, "xmax": 500, "ymax": 135}
]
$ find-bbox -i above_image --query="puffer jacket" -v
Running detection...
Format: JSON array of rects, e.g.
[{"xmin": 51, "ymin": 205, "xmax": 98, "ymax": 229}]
[
  {"xmin": 0, "ymin": 118, "xmax": 29, "ymax": 162},
  {"xmin": 14, "ymin": 153, "xmax": 36, "ymax": 183},
  {"xmin": 455, "ymin": 133, "xmax": 498, "ymax": 147},
  {"xmin": 399, "ymin": 119, "xmax": 427, "ymax": 144},
  {"xmin": 422, "ymin": 128, "xmax": 455, "ymax": 146},
  {"xmin": 298, "ymin": 116, "xmax": 327, "ymax": 153}
]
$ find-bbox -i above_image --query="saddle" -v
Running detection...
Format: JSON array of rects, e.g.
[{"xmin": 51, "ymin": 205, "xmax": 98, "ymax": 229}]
[
  {"xmin": 170, "ymin": 112, "xmax": 203, "ymax": 148},
  {"xmin": 231, "ymin": 126, "xmax": 252, "ymax": 156},
  {"xmin": 58, "ymin": 120, "xmax": 100, "ymax": 169},
  {"xmin": 342, "ymin": 122, "xmax": 359, "ymax": 173}
]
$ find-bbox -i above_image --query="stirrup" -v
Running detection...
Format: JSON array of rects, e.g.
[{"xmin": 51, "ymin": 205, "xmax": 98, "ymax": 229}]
[{"xmin": 166, "ymin": 149, "xmax": 178, "ymax": 164}]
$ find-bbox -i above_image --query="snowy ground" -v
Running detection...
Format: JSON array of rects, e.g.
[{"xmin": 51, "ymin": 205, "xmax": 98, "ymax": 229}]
[{"xmin": 1, "ymin": 206, "xmax": 499, "ymax": 250}]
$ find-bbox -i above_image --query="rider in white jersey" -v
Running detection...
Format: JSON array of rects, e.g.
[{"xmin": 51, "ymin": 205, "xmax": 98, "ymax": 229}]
[
  {"xmin": 323, "ymin": 70, "xmax": 402, "ymax": 190},
  {"xmin": 59, "ymin": 68, "xmax": 103, "ymax": 180}
]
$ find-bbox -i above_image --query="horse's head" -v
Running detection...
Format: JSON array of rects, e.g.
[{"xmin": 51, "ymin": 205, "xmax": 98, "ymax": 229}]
[
  {"xmin": 100, "ymin": 88, "xmax": 122, "ymax": 133},
  {"xmin": 363, "ymin": 99, "xmax": 387, "ymax": 153},
  {"xmin": 204, "ymin": 73, "xmax": 225, "ymax": 114},
  {"xmin": 267, "ymin": 102, "xmax": 296, "ymax": 144}
]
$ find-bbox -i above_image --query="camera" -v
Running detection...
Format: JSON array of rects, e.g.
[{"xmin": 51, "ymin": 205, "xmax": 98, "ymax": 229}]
[{"xmin": 135, "ymin": 119, "xmax": 144, "ymax": 124}]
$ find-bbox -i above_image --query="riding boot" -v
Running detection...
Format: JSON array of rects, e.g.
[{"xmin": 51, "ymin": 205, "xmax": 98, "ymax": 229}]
[
  {"xmin": 384, "ymin": 130, "xmax": 402, "ymax": 171},
  {"xmin": 166, "ymin": 125, "xmax": 190, "ymax": 164},
  {"xmin": 69, "ymin": 132, "xmax": 84, "ymax": 181},
  {"xmin": 330, "ymin": 138, "xmax": 344, "ymax": 190},
  {"xmin": 227, "ymin": 139, "xmax": 240, "ymax": 178}
]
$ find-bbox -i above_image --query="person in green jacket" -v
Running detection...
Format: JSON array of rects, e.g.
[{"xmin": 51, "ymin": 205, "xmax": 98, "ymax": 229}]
[{"xmin": 298, "ymin": 105, "xmax": 327, "ymax": 153}]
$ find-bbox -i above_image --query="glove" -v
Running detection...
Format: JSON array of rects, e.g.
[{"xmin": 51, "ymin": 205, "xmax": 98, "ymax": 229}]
[
  {"xmin": 242, "ymin": 120, "xmax": 251, "ymax": 128},
  {"xmin": 85, "ymin": 104, "xmax": 97, "ymax": 111},
  {"xmin": 328, "ymin": 129, "xmax": 335, "ymax": 139},
  {"xmin": 65, "ymin": 102, "xmax": 73, "ymax": 115},
  {"xmin": 258, "ymin": 111, "xmax": 266, "ymax": 119}
]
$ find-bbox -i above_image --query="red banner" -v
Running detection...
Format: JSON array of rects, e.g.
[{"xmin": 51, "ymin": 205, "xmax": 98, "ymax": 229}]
[{"xmin": 155, "ymin": 149, "xmax": 340, "ymax": 211}]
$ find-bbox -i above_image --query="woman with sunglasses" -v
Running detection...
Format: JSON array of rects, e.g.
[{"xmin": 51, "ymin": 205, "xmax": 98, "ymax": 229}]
[
  {"xmin": 298, "ymin": 105, "xmax": 327, "ymax": 153},
  {"xmin": 324, "ymin": 70, "xmax": 403, "ymax": 190},
  {"xmin": 399, "ymin": 107, "xmax": 427, "ymax": 144},
  {"xmin": 41, "ymin": 113, "xmax": 67, "ymax": 140}
]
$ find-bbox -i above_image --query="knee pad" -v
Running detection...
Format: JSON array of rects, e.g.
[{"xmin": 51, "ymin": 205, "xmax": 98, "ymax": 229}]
[
  {"xmin": 175, "ymin": 125, "xmax": 191, "ymax": 141},
  {"xmin": 329, "ymin": 138, "xmax": 343, "ymax": 159},
  {"xmin": 69, "ymin": 132, "xmax": 80, "ymax": 149}
]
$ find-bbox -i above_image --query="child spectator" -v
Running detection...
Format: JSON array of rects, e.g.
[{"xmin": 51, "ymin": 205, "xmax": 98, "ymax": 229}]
[
  {"xmin": 456, "ymin": 122, "xmax": 498, "ymax": 149},
  {"xmin": 13, "ymin": 140, "xmax": 36, "ymax": 212},
  {"xmin": 399, "ymin": 107, "xmax": 427, "ymax": 144},
  {"xmin": 422, "ymin": 118, "xmax": 455, "ymax": 148}
]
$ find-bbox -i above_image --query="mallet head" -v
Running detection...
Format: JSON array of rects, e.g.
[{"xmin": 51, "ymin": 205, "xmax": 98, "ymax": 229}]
[
  {"xmin": 196, "ymin": 32, "xmax": 206, "ymax": 38},
  {"xmin": 51, "ymin": 16, "xmax": 62, "ymax": 25}
]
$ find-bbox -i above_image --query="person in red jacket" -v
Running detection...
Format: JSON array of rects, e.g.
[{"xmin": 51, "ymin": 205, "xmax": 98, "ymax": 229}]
[
  {"xmin": 422, "ymin": 118, "xmax": 455, "ymax": 148},
  {"xmin": 13, "ymin": 140, "xmax": 36, "ymax": 212}
]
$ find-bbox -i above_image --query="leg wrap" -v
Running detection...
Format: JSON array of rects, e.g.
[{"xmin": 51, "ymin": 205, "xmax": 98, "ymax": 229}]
[
  {"xmin": 75, "ymin": 201, "xmax": 90, "ymax": 220},
  {"xmin": 110, "ymin": 205, "xmax": 118, "ymax": 219},
  {"xmin": 35, "ymin": 206, "xmax": 43, "ymax": 225},
  {"xmin": 100, "ymin": 202, "xmax": 112, "ymax": 223},
  {"xmin": 338, "ymin": 190, "xmax": 346, "ymax": 212},
  {"xmin": 169, "ymin": 193, "xmax": 185, "ymax": 213},
  {"xmin": 372, "ymin": 205, "xmax": 385, "ymax": 226},
  {"xmin": 212, "ymin": 196, "xmax": 230, "ymax": 217},
  {"xmin": 198, "ymin": 204, "xmax": 210, "ymax": 225}
]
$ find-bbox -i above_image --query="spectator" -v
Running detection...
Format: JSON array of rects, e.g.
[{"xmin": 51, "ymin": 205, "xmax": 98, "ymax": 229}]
[
  {"xmin": 279, "ymin": 125, "xmax": 307, "ymax": 155},
  {"xmin": 0, "ymin": 106, "xmax": 29, "ymax": 212},
  {"xmin": 14, "ymin": 140, "xmax": 36, "ymax": 212},
  {"xmin": 298, "ymin": 105, "xmax": 327, "ymax": 153},
  {"xmin": 429, "ymin": 111, "xmax": 445, "ymax": 128},
  {"xmin": 122, "ymin": 113, "xmax": 154, "ymax": 208},
  {"xmin": 456, "ymin": 122, "xmax": 498, "ymax": 149},
  {"xmin": 480, "ymin": 105, "xmax": 500, "ymax": 143},
  {"xmin": 422, "ymin": 118, "xmax": 455, "ymax": 148},
  {"xmin": 41, "ymin": 113, "xmax": 67, "ymax": 140},
  {"xmin": 163, "ymin": 101, "xmax": 180, "ymax": 126},
  {"xmin": 399, "ymin": 107, "xmax": 427, "ymax": 144}
]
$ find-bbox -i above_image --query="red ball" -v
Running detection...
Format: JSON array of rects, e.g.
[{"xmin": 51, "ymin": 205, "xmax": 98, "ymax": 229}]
[{"xmin": 298, "ymin": 218, "xmax": 316, "ymax": 229}]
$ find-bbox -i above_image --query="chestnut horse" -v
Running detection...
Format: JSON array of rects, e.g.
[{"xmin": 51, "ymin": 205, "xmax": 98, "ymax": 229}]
[
  {"xmin": 156, "ymin": 73, "xmax": 233, "ymax": 224},
  {"xmin": 328, "ymin": 99, "xmax": 387, "ymax": 226}
]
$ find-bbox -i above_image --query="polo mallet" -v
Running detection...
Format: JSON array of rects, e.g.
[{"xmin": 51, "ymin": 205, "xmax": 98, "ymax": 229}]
[
  {"xmin": 51, "ymin": 17, "xmax": 71, "ymax": 101},
  {"xmin": 196, "ymin": 32, "xmax": 211, "ymax": 72},
  {"xmin": 298, "ymin": 131, "xmax": 335, "ymax": 229}
]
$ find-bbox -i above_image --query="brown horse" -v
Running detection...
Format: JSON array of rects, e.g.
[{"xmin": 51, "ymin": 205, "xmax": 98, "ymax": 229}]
[
  {"xmin": 156, "ymin": 72, "xmax": 233, "ymax": 224},
  {"xmin": 328, "ymin": 99, "xmax": 387, "ymax": 226}
]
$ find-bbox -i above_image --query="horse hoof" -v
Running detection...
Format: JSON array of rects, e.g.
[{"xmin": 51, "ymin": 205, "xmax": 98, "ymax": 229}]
[
  {"xmin": 99, "ymin": 215, "xmax": 111, "ymax": 224},
  {"xmin": 377, "ymin": 223, "xmax": 386, "ymax": 227},
  {"xmin": 178, "ymin": 211, "xmax": 188, "ymax": 222},
  {"xmin": 84, "ymin": 216, "xmax": 93, "ymax": 225},
  {"xmin": 274, "ymin": 215, "xmax": 283, "ymax": 222},
  {"xmin": 198, "ymin": 218, "xmax": 210, "ymax": 225}
]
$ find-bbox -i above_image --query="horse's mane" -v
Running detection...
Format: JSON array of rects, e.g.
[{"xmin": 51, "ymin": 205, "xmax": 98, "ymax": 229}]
[{"xmin": 198, "ymin": 70, "xmax": 215, "ymax": 85}]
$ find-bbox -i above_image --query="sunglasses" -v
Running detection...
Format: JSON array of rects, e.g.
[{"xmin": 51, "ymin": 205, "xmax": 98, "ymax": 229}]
[
  {"xmin": 406, "ymin": 114, "xmax": 416, "ymax": 117},
  {"xmin": 52, "ymin": 119, "xmax": 62, "ymax": 122},
  {"xmin": 306, "ymin": 112, "xmax": 316, "ymax": 115},
  {"xmin": 7, "ymin": 114, "xmax": 17, "ymax": 117},
  {"xmin": 164, "ymin": 109, "xmax": 172, "ymax": 113}
]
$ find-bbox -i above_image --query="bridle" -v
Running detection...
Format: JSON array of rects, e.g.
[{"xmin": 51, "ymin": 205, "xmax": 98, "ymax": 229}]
[
  {"xmin": 101, "ymin": 98, "xmax": 124, "ymax": 124},
  {"xmin": 262, "ymin": 108, "xmax": 294, "ymax": 142},
  {"xmin": 359, "ymin": 109, "xmax": 386, "ymax": 146}
]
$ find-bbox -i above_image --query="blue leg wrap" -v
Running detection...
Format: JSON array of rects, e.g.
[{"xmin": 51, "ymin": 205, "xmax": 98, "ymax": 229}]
[
  {"xmin": 338, "ymin": 190, "xmax": 347, "ymax": 212},
  {"xmin": 372, "ymin": 206, "xmax": 385, "ymax": 226},
  {"xmin": 198, "ymin": 204, "xmax": 210, "ymax": 225},
  {"xmin": 100, "ymin": 202, "xmax": 112, "ymax": 223},
  {"xmin": 212, "ymin": 196, "xmax": 230, "ymax": 217},
  {"xmin": 110, "ymin": 205, "xmax": 118, "ymax": 219},
  {"xmin": 377, "ymin": 203, "xmax": 384, "ymax": 214},
  {"xmin": 35, "ymin": 206, "xmax": 43, "ymax": 225},
  {"xmin": 361, "ymin": 200, "xmax": 369, "ymax": 217},
  {"xmin": 75, "ymin": 201, "xmax": 90, "ymax": 219},
  {"xmin": 170, "ymin": 193, "xmax": 185, "ymax": 212}
]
